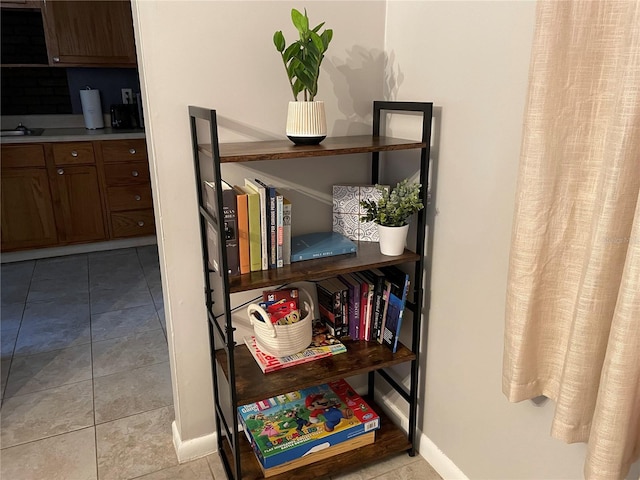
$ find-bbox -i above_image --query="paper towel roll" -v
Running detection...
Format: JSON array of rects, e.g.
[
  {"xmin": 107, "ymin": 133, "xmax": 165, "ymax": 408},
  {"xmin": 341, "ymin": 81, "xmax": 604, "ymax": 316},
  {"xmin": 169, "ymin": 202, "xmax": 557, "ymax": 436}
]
[{"xmin": 80, "ymin": 88, "xmax": 104, "ymax": 130}]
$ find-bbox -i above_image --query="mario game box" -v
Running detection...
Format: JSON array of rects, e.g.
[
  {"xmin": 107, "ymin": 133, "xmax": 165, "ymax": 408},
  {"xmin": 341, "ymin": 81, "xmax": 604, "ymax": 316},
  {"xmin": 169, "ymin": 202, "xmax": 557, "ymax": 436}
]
[{"xmin": 237, "ymin": 379, "xmax": 380, "ymax": 471}]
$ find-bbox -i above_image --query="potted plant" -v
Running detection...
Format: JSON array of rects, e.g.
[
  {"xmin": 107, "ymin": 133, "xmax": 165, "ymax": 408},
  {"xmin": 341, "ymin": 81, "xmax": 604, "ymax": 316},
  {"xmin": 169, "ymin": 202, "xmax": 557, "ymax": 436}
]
[
  {"xmin": 360, "ymin": 179, "xmax": 424, "ymax": 256},
  {"xmin": 273, "ymin": 8, "xmax": 333, "ymax": 145}
]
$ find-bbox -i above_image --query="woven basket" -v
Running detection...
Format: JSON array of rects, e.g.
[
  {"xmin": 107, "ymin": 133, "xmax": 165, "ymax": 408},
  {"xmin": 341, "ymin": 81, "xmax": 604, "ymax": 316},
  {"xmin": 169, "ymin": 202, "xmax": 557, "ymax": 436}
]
[{"xmin": 247, "ymin": 288, "xmax": 314, "ymax": 357}]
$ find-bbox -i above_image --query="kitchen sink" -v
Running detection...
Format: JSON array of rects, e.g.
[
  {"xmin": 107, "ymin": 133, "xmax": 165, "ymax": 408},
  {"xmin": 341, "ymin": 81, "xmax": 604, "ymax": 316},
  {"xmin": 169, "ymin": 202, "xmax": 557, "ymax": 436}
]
[{"xmin": 0, "ymin": 124, "xmax": 44, "ymax": 137}]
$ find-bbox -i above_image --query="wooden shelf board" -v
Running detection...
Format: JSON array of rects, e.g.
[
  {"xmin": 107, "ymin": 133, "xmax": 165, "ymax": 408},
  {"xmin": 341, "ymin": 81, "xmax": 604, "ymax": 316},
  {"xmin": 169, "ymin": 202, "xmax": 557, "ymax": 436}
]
[
  {"xmin": 216, "ymin": 340, "xmax": 415, "ymax": 406},
  {"xmin": 220, "ymin": 396, "xmax": 412, "ymax": 480},
  {"xmin": 228, "ymin": 242, "xmax": 420, "ymax": 293},
  {"xmin": 198, "ymin": 135, "xmax": 426, "ymax": 163}
]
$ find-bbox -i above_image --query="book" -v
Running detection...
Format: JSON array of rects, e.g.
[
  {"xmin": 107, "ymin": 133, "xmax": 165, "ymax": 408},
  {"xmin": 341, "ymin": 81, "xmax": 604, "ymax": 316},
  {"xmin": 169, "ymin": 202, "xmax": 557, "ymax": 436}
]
[
  {"xmin": 243, "ymin": 320, "xmax": 346, "ymax": 373},
  {"xmin": 275, "ymin": 191, "xmax": 284, "ymax": 268},
  {"xmin": 316, "ymin": 278, "xmax": 347, "ymax": 337},
  {"xmin": 237, "ymin": 379, "xmax": 380, "ymax": 471},
  {"xmin": 359, "ymin": 269, "xmax": 386, "ymax": 341},
  {"xmin": 239, "ymin": 185, "xmax": 262, "ymax": 272},
  {"xmin": 328, "ymin": 277, "xmax": 349, "ymax": 338},
  {"xmin": 338, "ymin": 274, "xmax": 361, "ymax": 340},
  {"xmin": 377, "ymin": 280, "xmax": 392, "ymax": 344},
  {"xmin": 233, "ymin": 185, "xmax": 250, "ymax": 275},
  {"xmin": 351, "ymin": 271, "xmax": 373, "ymax": 341},
  {"xmin": 205, "ymin": 181, "xmax": 240, "ymax": 276},
  {"xmin": 254, "ymin": 178, "xmax": 277, "ymax": 269},
  {"xmin": 379, "ymin": 266, "xmax": 410, "ymax": 352},
  {"xmin": 245, "ymin": 178, "xmax": 268, "ymax": 270},
  {"xmin": 291, "ymin": 232, "xmax": 357, "ymax": 263},
  {"xmin": 282, "ymin": 196, "xmax": 292, "ymax": 265}
]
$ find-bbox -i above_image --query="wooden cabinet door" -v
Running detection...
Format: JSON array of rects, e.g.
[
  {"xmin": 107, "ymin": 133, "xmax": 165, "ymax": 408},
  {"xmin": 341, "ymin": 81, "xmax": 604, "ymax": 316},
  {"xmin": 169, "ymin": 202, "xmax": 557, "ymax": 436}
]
[
  {"xmin": 43, "ymin": 0, "xmax": 136, "ymax": 67},
  {"xmin": 1, "ymin": 168, "xmax": 58, "ymax": 251},
  {"xmin": 50, "ymin": 165, "xmax": 107, "ymax": 243}
]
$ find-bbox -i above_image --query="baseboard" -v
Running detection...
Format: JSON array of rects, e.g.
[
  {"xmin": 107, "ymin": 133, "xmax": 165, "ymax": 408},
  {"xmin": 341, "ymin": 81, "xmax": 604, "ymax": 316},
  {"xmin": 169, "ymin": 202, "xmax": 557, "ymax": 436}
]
[
  {"xmin": 1, "ymin": 236, "xmax": 157, "ymax": 263},
  {"xmin": 172, "ymin": 421, "xmax": 217, "ymax": 463},
  {"xmin": 418, "ymin": 432, "xmax": 469, "ymax": 480},
  {"xmin": 374, "ymin": 390, "xmax": 468, "ymax": 480}
]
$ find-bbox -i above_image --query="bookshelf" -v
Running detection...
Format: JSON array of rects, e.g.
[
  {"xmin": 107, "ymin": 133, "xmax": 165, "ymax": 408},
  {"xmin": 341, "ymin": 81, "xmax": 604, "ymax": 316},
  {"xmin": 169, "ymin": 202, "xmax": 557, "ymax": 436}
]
[{"xmin": 188, "ymin": 101, "xmax": 434, "ymax": 480}]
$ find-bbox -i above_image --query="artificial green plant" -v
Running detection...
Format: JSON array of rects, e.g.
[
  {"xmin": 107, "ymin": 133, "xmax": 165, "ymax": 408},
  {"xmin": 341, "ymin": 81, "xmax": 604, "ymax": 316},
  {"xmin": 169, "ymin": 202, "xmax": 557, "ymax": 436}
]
[
  {"xmin": 273, "ymin": 8, "xmax": 333, "ymax": 101},
  {"xmin": 360, "ymin": 180, "xmax": 424, "ymax": 227}
]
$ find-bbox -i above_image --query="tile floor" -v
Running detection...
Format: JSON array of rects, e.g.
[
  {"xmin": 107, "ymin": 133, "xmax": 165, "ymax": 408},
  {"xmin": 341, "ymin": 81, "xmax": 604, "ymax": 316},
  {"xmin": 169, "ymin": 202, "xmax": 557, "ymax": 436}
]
[{"xmin": 0, "ymin": 245, "xmax": 441, "ymax": 480}]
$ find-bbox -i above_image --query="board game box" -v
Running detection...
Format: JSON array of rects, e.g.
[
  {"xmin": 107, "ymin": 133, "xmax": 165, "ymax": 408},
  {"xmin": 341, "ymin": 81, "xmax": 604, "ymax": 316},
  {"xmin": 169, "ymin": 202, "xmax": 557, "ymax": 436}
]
[{"xmin": 237, "ymin": 379, "xmax": 380, "ymax": 471}]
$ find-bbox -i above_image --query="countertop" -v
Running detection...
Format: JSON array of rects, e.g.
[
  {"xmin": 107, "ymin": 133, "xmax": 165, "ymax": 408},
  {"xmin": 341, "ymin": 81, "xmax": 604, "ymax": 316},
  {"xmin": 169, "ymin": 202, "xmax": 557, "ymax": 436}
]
[{"xmin": 1, "ymin": 127, "xmax": 146, "ymax": 144}]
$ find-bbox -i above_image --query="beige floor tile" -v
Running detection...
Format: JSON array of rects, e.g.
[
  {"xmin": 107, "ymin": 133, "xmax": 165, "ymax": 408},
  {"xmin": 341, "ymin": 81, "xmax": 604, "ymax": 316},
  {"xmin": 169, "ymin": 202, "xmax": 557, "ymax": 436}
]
[
  {"xmin": 371, "ymin": 457, "xmax": 442, "ymax": 480},
  {"xmin": 91, "ymin": 304, "xmax": 163, "ymax": 342},
  {"xmin": 206, "ymin": 454, "xmax": 227, "ymax": 479},
  {"xmin": 0, "ymin": 427, "xmax": 97, "ymax": 480},
  {"xmin": 4, "ymin": 343, "xmax": 92, "ymax": 398},
  {"xmin": 89, "ymin": 285, "xmax": 154, "ymax": 315},
  {"xmin": 331, "ymin": 452, "xmax": 423, "ymax": 480},
  {"xmin": 92, "ymin": 329, "xmax": 168, "ymax": 378},
  {"xmin": 0, "ymin": 380, "xmax": 94, "ymax": 448},
  {"xmin": 96, "ymin": 405, "xmax": 177, "ymax": 480},
  {"xmin": 94, "ymin": 361, "xmax": 173, "ymax": 424},
  {"xmin": 133, "ymin": 456, "xmax": 214, "ymax": 479}
]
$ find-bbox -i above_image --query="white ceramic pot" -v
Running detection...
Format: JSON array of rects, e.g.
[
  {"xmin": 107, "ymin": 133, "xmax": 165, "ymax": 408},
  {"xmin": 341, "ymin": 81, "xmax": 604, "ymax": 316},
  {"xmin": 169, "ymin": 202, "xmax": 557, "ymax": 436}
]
[
  {"xmin": 286, "ymin": 100, "xmax": 327, "ymax": 145},
  {"xmin": 377, "ymin": 224, "xmax": 409, "ymax": 256}
]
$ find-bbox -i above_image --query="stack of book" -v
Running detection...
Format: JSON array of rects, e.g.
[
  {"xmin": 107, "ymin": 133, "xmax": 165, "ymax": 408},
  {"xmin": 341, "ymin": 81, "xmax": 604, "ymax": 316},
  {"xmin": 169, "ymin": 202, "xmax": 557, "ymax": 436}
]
[
  {"xmin": 244, "ymin": 320, "xmax": 346, "ymax": 373},
  {"xmin": 237, "ymin": 378, "xmax": 380, "ymax": 476},
  {"xmin": 204, "ymin": 180, "xmax": 360, "ymax": 276},
  {"xmin": 316, "ymin": 265, "xmax": 410, "ymax": 353}
]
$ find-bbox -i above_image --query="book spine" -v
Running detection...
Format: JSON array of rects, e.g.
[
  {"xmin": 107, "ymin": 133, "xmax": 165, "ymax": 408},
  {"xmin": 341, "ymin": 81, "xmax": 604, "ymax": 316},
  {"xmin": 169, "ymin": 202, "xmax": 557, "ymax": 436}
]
[
  {"xmin": 234, "ymin": 188, "xmax": 250, "ymax": 275},
  {"xmin": 316, "ymin": 282, "xmax": 343, "ymax": 337},
  {"xmin": 377, "ymin": 280, "xmax": 392, "ymax": 343},
  {"xmin": 255, "ymin": 179, "xmax": 276, "ymax": 269},
  {"xmin": 245, "ymin": 179, "xmax": 268, "ymax": 270},
  {"xmin": 276, "ymin": 192, "xmax": 283, "ymax": 268},
  {"xmin": 222, "ymin": 187, "xmax": 240, "ymax": 276},
  {"xmin": 245, "ymin": 188, "xmax": 262, "ymax": 272},
  {"xmin": 282, "ymin": 197, "xmax": 292, "ymax": 265},
  {"xmin": 291, "ymin": 244, "xmax": 357, "ymax": 262}
]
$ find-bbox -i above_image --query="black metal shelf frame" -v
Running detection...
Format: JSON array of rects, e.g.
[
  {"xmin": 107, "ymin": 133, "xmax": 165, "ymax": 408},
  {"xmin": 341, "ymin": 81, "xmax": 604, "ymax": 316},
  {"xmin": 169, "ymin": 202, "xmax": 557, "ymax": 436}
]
[{"xmin": 188, "ymin": 101, "xmax": 434, "ymax": 479}]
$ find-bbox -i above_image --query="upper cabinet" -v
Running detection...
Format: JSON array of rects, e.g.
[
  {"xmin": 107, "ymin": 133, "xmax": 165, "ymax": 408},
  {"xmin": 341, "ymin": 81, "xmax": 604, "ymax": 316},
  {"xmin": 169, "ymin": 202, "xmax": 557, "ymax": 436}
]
[
  {"xmin": 0, "ymin": 0, "xmax": 137, "ymax": 67},
  {"xmin": 42, "ymin": 0, "xmax": 137, "ymax": 67}
]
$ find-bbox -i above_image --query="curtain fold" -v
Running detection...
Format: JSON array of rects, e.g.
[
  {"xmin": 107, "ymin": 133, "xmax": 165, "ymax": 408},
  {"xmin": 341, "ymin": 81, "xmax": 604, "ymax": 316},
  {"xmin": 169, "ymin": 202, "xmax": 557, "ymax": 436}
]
[{"xmin": 503, "ymin": 1, "xmax": 640, "ymax": 478}]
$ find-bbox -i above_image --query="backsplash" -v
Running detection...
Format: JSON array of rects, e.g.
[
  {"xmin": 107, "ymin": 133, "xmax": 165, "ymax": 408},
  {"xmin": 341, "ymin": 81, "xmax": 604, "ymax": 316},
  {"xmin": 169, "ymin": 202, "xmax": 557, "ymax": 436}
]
[{"xmin": 1, "ymin": 67, "xmax": 140, "ymax": 116}]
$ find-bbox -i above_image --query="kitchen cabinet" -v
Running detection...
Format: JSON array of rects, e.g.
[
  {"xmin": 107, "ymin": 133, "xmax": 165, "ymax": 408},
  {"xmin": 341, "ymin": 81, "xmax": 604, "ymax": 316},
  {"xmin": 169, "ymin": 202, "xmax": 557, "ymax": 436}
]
[
  {"xmin": 188, "ymin": 101, "xmax": 435, "ymax": 479},
  {"xmin": 47, "ymin": 142, "xmax": 107, "ymax": 244},
  {"xmin": 100, "ymin": 139, "xmax": 155, "ymax": 238},
  {"xmin": 1, "ymin": 145, "xmax": 59, "ymax": 251},
  {"xmin": 41, "ymin": 0, "xmax": 136, "ymax": 67}
]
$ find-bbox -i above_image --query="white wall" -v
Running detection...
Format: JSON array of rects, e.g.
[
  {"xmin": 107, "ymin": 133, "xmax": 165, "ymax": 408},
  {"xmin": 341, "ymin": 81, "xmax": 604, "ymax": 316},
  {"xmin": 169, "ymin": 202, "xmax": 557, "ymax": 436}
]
[
  {"xmin": 131, "ymin": 0, "xmax": 386, "ymax": 459},
  {"xmin": 385, "ymin": 2, "xmax": 592, "ymax": 478}
]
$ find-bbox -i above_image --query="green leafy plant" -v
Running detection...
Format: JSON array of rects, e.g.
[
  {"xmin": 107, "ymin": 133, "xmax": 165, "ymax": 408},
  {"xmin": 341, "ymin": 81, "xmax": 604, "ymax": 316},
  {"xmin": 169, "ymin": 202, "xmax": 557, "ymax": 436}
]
[
  {"xmin": 360, "ymin": 180, "xmax": 424, "ymax": 227},
  {"xmin": 273, "ymin": 8, "xmax": 333, "ymax": 101}
]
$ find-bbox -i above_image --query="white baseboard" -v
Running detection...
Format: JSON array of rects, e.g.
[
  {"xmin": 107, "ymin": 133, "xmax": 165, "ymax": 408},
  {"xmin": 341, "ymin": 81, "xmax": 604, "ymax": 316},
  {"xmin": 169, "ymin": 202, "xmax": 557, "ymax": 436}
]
[
  {"xmin": 373, "ymin": 390, "xmax": 467, "ymax": 480},
  {"xmin": 172, "ymin": 421, "xmax": 217, "ymax": 463},
  {"xmin": 418, "ymin": 432, "xmax": 469, "ymax": 480}
]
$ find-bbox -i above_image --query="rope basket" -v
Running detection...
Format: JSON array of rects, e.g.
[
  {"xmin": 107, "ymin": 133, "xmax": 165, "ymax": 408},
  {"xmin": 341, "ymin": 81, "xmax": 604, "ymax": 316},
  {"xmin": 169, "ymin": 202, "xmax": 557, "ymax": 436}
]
[{"xmin": 247, "ymin": 288, "xmax": 314, "ymax": 357}]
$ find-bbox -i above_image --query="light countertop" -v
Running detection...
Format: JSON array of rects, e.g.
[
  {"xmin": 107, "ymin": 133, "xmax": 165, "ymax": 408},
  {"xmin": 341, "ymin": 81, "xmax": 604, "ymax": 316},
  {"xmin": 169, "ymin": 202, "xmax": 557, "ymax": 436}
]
[{"xmin": 1, "ymin": 127, "xmax": 145, "ymax": 144}]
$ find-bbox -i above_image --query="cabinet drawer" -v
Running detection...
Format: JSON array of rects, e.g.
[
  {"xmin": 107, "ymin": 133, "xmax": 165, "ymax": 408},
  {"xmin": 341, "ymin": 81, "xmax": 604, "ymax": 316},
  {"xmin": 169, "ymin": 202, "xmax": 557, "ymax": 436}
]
[
  {"xmin": 101, "ymin": 139, "xmax": 147, "ymax": 163},
  {"xmin": 1, "ymin": 144, "xmax": 45, "ymax": 168},
  {"xmin": 107, "ymin": 185, "xmax": 153, "ymax": 211},
  {"xmin": 111, "ymin": 209, "xmax": 155, "ymax": 238},
  {"xmin": 52, "ymin": 142, "xmax": 95, "ymax": 166},
  {"xmin": 103, "ymin": 161, "xmax": 150, "ymax": 186}
]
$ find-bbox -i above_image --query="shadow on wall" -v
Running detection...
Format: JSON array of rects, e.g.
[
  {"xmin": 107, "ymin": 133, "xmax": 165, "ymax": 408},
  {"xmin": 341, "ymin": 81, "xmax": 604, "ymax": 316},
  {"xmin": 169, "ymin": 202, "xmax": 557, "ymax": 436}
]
[{"xmin": 325, "ymin": 46, "xmax": 404, "ymax": 135}]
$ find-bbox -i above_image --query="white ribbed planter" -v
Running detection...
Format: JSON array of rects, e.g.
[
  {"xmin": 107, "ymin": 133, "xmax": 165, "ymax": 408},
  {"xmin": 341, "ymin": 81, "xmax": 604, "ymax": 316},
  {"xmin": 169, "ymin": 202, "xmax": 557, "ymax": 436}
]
[
  {"xmin": 286, "ymin": 100, "xmax": 327, "ymax": 145},
  {"xmin": 377, "ymin": 224, "xmax": 409, "ymax": 256}
]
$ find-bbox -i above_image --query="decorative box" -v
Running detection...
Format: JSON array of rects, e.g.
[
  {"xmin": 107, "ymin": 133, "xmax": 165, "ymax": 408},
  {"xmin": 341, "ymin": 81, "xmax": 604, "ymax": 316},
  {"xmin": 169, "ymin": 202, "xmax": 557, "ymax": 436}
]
[{"xmin": 332, "ymin": 185, "xmax": 389, "ymax": 242}]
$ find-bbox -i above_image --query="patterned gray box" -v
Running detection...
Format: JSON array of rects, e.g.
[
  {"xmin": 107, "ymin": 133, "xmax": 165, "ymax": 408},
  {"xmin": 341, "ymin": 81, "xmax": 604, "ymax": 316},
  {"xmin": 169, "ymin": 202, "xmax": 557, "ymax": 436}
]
[{"xmin": 332, "ymin": 185, "xmax": 389, "ymax": 242}]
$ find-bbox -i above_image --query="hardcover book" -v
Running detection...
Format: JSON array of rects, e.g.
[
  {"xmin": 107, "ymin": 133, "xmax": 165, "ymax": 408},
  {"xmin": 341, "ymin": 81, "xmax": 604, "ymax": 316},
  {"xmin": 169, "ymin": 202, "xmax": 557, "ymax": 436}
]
[
  {"xmin": 290, "ymin": 232, "xmax": 357, "ymax": 263},
  {"xmin": 237, "ymin": 379, "xmax": 380, "ymax": 472},
  {"xmin": 316, "ymin": 278, "xmax": 347, "ymax": 338},
  {"xmin": 243, "ymin": 321, "xmax": 346, "ymax": 374},
  {"xmin": 282, "ymin": 196, "xmax": 292, "ymax": 265},
  {"xmin": 379, "ymin": 266, "xmax": 410, "ymax": 353},
  {"xmin": 254, "ymin": 179, "xmax": 277, "ymax": 269},
  {"xmin": 205, "ymin": 181, "xmax": 240, "ymax": 276},
  {"xmin": 233, "ymin": 185, "xmax": 250, "ymax": 275},
  {"xmin": 338, "ymin": 274, "xmax": 362, "ymax": 340},
  {"xmin": 244, "ymin": 178, "xmax": 268, "ymax": 270}
]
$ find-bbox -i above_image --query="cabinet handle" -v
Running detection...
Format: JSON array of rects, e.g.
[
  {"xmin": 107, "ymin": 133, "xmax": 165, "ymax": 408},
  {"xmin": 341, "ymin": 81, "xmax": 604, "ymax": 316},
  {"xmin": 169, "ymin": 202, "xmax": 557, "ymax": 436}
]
[
  {"xmin": 138, "ymin": 221, "xmax": 145, "ymax": 227},
  {"xmin": 57, "ymin": 168, "xmax": 64, "ymax": 175},
  {"xmin": 134, "ymin": 195, "xmax": 141, "ymax": 201},
  {"xmin": 131, "ymin": 170, "xmax": 139, "ymax": 177},
  {"xmin": 53, "ymin": 56, "xmax": 60, "ymax": 62},
  {"xmin": 71, "ymin": 151, "xmax": 78, "ymax": 157},
  {"xmin": 129, "ymin": 148, "xmax": 136, "ymax": 154}
]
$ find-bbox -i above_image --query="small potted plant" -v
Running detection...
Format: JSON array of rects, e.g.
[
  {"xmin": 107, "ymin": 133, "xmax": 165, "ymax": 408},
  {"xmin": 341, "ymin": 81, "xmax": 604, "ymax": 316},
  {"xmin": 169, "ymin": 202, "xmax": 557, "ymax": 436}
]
[
  {"xmin": 360, "ymin": 179, "xmax": 424, "ymax": 256},
  {"xmin": 273, "ymin": 8, "xmax": 333, "ymax": 145}
]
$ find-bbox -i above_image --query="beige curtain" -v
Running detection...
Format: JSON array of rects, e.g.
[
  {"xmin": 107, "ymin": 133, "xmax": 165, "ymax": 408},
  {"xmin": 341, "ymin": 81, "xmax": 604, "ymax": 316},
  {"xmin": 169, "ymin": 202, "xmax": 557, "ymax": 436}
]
[{"xmin": 503, "ymin": 1, "xmax": 640, "ymax": 479}]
